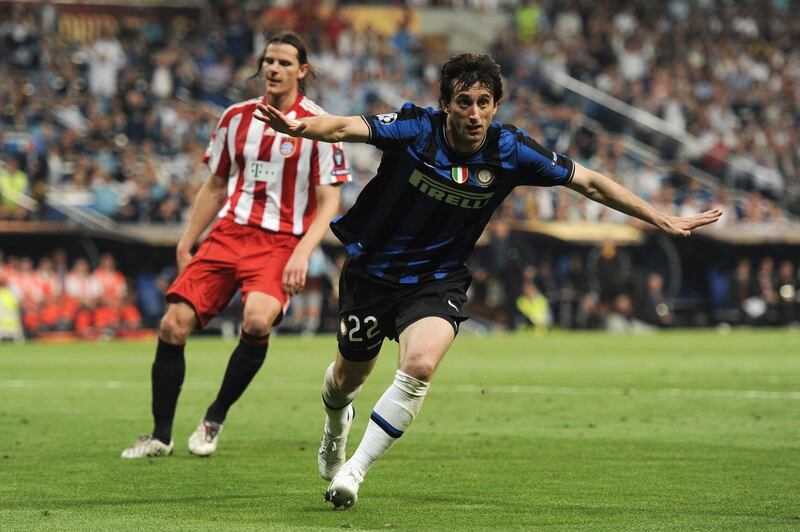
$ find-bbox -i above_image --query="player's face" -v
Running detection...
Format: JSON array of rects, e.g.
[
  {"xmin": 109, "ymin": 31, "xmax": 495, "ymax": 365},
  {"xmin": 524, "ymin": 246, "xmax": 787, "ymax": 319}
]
[
  {"xmin": 262, "ymin": 43, "xmax": 308, "ymax": 101},
  {"xmin": 443, "ymin": 83, "xmax": 498, "ymax": 152}
]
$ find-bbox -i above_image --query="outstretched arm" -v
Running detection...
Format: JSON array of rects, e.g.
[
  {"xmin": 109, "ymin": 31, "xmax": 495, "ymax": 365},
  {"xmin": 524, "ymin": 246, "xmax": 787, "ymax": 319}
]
[
  {"xmin": 254, "ymin": 104, "xmax": 370, "ymax": 143},
  {"xmin": 566, "ymin": 162, "xmax": 722, "ymax": 236}
]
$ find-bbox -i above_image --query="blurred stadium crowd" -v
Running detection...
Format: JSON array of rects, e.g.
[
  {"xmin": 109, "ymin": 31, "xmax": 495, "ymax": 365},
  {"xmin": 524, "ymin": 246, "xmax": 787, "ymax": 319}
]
[
  {"xmin": 2, "ymin": 242, "xmax": 798, "ymax": 340},
  {"xmin": 0, "ymin": 249, "xmax": 141, "ymax": 340},
  {"xmin": 1, "ymin": 0, "xmax": 799, "ymax": 339}
]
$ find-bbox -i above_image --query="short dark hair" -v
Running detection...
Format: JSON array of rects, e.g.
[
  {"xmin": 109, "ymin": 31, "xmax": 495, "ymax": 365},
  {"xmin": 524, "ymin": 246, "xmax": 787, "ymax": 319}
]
[
  {"xmin": 252, "ymin": 31, "xmax": 316, "ymax": 91},
  {"xmin": 439, "ymin": 53, "xmax": 503, "ymax": 108}
]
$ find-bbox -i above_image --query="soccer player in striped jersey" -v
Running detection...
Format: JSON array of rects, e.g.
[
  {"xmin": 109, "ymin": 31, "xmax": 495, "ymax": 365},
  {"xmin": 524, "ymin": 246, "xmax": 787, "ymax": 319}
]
[
  {"xmin": 256, "ymin": 53, "xmax": 721, "ymax": 508},
  {"xmin": 122, "ymin": 32, "xmax": 351, "ymax": 459}
]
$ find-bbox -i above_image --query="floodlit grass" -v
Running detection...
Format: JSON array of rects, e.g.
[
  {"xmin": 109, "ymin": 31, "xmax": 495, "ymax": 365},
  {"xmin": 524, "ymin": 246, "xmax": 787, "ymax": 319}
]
[{"xmin": 1, "ymin": 329, "xmax": 799, "ymax": 530}]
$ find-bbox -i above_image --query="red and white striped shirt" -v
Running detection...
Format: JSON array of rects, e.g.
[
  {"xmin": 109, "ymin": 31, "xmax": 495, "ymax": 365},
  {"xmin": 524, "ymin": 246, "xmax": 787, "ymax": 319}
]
[{"xmin": 204, "ymin": 93, "xmax": 351, "ymax": 235}]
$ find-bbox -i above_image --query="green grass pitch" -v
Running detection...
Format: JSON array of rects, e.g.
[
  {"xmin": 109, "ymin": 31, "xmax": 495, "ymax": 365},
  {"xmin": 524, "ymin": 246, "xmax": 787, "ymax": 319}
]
[{"xmin": 1, "ymin": 330, "xmax": 799, "ymax": 530}]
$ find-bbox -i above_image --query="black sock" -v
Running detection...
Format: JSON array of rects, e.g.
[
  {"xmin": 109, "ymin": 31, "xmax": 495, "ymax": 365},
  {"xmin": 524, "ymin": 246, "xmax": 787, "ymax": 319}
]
[
  {"xmin": 205, "ymin": 331, "xmax": 268, "ymax": 424},
  {"xmin": 151, "ymin": 339, "xmax": 186, "ymax": 444}
]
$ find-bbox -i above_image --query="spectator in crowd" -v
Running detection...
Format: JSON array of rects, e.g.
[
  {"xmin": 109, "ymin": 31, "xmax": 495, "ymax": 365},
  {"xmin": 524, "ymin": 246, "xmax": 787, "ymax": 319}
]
[
  {"xmin": 0, "ymin": 156, "xmax": 30, "ymax": 219},
  {"xmin": 516, "ymin": 280, "xmax": 552, "ymax": 333},
  {"xmin": 636, "ymin": 272, "xmax": 673, "ymax": 327},
  {"xmin": 590, "ymin": 239, "xmax": 631, "ymax": 305},
  {"xmin": 560, "ymin": 252, "xmax": 600, "ymax": 329},
  {"xmin": 85, "ymin": 25, "xmax": 127, "ymax": 100},
  {"xmin": 728, "ymin": 257, "xmax": 763, "ymax": 324},
  {"xmin": 0, "ymin": 271, "xmax": 23, "ymax": 341},
  {"xmin": 36, "ymin": 256, "xmax": 64, "ymax": 331},
  {"xmin": 606, "ymin": 293, "xmax": 652, "ymax": 334},
  {"xmin": 776, "ymin": 260, "xmax": 798, "ymax": 325},
  {"xmin": 14, "ymin": 257, "xmax": 42, "ymax": 333},
  {"xmin": 65, "ymin": 257, "xmax": 101, "ymax": 338},
  {"xmin": 756, "ymin": 257, "xmax": 779, "ymax": 324}
]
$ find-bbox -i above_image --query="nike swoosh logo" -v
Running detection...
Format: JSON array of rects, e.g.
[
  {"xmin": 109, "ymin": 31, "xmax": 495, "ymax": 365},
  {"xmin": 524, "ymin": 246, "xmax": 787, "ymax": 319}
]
[
  {"xmin": 422, "ymin": 161, "xmax": 436, "ymax": 169},
  {"xmin": 447, "ymin": 299, "xmax": 459, "ymax": 312}
]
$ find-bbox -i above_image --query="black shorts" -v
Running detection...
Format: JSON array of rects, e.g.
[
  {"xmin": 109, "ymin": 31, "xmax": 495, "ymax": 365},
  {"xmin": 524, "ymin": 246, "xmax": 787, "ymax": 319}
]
[{"xmin": 337, "ymin": 261, "xmax": 472, "ymax": 362}]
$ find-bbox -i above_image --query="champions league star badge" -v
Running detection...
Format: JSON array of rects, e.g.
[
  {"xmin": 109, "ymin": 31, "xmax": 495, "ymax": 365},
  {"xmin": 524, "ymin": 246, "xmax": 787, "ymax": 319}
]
[
  {"xmin": 476, "ymin": 167, "xmax": 494, "ymax": 187},
  {"xmin": 377, "ymin": 113, "xmax": 397, "ymax": 125},
  {"xmin": 279, "ymin": 136, "xmax": 297, "ymax": 158}
]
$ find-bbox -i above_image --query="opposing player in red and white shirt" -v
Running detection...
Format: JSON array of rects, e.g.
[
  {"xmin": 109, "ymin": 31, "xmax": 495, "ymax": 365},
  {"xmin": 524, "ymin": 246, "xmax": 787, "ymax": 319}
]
[{"xmin": 122, "ymin": 31, "xmax": 351, "ymax": 459}]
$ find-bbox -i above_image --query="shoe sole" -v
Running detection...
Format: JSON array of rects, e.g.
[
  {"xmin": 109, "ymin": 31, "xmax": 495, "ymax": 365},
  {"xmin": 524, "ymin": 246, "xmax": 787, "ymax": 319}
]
[
  {"xmin": 188, "ymin": 444, "xmax": 216, "ymax": 457},
  {"xmin": 121, "ymin": 448, "xmax": 173, "ymax": 459},
  {"xmin": 188, "ymin": 450, "xmax": 214, "ymax": 457}
]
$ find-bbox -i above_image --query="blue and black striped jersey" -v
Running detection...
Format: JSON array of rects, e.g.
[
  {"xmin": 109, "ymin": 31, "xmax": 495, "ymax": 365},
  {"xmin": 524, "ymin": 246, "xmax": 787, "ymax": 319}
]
[{"xmin": 330, "ymin": 103, "xmax": 575, "ymax": 284}]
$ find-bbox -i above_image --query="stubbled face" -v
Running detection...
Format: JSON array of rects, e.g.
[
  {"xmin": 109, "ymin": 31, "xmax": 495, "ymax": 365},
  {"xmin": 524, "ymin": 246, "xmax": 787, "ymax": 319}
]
[
  {"xmin": 262, "ymin": 43, "xmax": 307, "ymax": 101},
  {"xmin": 443, "ymin": 82, "xmax": 498, "ymax": 152}
]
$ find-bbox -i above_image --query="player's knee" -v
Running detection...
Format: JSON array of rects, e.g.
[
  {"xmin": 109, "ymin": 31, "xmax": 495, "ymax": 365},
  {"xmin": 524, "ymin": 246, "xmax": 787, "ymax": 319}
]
[
  {"xmin": 242, "ymin": 300, "xmax": 279, "ymax": 337},
  {"xmin": 242, "ymin": 315, "xmax": 272, "ymax": 337},
  {"xmin": 159, "ymin": 314, "xmax": 191, "ymax": 344},
  {"xmin": 401, "ymin": 353, "xmax": 437, "ymax": 382}
]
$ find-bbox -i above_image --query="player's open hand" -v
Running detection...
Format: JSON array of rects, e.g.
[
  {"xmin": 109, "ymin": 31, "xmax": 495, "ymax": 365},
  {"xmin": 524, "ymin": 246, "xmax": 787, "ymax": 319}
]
[
  {"xmin": 254, "ymin": 104, "xmax": 307, "ymax": 137},
  {"xmin": 656, "ymin": 208, "xmax": 723, "ymax": 237},
  {"xmin": 282, "ymin": 251, "xmax": 309, "ymax": 295}
]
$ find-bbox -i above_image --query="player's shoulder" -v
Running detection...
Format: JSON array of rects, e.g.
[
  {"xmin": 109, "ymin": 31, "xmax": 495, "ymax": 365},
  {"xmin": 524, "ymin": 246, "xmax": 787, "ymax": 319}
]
[
  {"xmin": 486, "ymin": 122, "xmax": 523, "ymax": 152},
  {"xmin": 370, "ymin": 102, "xmax": 435, "ymax": 121},
  {"xmin": 498, "ymin": 122, "xmax": 545, "ymax": 150},
  {"xmin": 484, "ymin": 122, "xmax": 541, "ymax": 163},
  {"xmin": 400, "ymin": 102, "xmax": 437, "ymax": 119},
  {"xmin": 497, "ymin": 122, "xmax": 527, "ymax": 141},
  {"xmin": 296, "ymin": 96, "xmax": 328, "ymax": 118},
  {"xmin": 218, "ymin": 97, "xmax": 262, "ymax": 124}
]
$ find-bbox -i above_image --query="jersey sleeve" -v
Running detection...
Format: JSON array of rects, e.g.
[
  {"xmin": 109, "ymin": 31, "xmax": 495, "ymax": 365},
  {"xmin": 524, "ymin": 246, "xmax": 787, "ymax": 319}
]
[
  {"xmin": 515, "ymin": 130, "xmax": 575, "ymax": 187},
  {"xmin": 361, "ymin": 102, "xmax": 428, "ymax": 153},
  {"xmin": 311, "ymin": 141, "xmax": 352, "ymax": 186},
  {"xmin": 202, "ymin": 106, "xmax": 235, "ymax": 178}
]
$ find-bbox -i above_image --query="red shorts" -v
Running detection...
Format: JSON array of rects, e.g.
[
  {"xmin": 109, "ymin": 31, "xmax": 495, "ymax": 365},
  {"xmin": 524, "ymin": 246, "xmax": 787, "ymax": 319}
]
[{"xmin": 166, "ymin": 218, "xmax": 300, "ymax": 328}]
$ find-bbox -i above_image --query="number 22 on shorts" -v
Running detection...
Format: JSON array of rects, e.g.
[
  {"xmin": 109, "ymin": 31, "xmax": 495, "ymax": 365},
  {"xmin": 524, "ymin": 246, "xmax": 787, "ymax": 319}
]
[{"xmin": 343, "ymin": 315, "xmax": 379, "ymax": 342}]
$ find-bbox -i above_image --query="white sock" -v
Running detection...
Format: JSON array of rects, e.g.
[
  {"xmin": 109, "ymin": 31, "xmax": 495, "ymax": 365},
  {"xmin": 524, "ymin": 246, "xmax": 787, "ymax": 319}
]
[
  {"xmin": 347, "ymin": 369, "xmax": 429, "ymax": 478},
  {"xmin": 322, "ymin": 362, "xmax": 362, "ymax": 435}
]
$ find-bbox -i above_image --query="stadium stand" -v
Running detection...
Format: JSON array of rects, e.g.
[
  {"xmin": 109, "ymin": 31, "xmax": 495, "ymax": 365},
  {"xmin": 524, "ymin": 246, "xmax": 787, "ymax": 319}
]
[{"xmin": 1, "ymin": 0, "xmax": 798, "ymax": 339}]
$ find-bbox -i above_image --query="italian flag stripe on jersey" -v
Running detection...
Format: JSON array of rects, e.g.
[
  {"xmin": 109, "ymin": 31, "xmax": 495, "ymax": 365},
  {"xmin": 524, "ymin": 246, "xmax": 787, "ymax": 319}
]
[{"xmin": 451, "ymin": 166, "xmax": 469, "ymax": 184}]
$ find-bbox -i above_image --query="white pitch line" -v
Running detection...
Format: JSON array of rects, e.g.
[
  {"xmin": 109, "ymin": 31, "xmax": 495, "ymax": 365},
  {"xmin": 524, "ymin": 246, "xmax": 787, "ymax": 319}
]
[
  {"xmin": 1, "ymin": 379, "xmax": 799, "ymax": 401},
  {"xmin": 439, "ymin": 383, "xmax": 800, "ymax": 401}
]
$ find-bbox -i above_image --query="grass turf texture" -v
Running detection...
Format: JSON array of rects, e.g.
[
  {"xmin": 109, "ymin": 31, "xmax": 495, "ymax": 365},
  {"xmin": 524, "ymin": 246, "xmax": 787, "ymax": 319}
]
[{"xmin": 1, "ymin": 330, "xmax": 799, "ymax": 530}]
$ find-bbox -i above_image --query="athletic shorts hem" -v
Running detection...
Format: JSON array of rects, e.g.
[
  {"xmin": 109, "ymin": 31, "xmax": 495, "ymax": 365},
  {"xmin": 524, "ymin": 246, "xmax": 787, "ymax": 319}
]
[
  {"xmin": 167, "ymin": 287, "xmax": 288, "ymax": 329},
  {"xmin": 395, "ymin": 312, "xmax": 466, "ymax": 338},
  {"xmin": 165, "ymin": 292, "xmax": 205, "ymax": 329}
]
